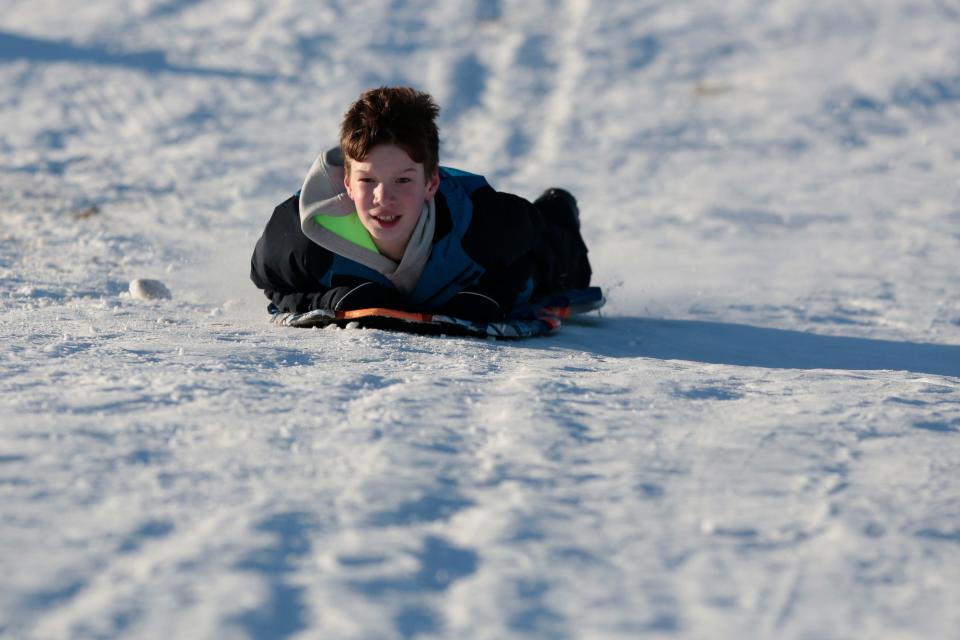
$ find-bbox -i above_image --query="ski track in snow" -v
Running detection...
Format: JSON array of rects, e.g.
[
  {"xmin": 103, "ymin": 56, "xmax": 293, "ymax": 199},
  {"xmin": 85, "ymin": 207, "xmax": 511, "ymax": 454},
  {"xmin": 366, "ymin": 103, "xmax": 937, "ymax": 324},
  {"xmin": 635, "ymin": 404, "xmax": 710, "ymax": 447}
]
[{"xmin": 2, "ymin": 1, "xmax": 960, "ymax": 638}]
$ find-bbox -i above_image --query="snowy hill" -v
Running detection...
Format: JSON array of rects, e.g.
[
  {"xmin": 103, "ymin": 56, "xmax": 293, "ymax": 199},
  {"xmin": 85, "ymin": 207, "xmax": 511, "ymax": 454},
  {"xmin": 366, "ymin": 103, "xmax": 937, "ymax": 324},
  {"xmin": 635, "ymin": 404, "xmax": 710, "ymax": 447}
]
[{"xmin": 1, "ymin": 1, "xmax": 959, "ymax": 638}]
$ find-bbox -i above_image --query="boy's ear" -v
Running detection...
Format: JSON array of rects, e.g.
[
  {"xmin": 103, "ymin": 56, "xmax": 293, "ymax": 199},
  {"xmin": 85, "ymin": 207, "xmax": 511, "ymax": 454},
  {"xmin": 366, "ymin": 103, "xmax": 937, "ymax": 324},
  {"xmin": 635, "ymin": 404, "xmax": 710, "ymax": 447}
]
[
  {"xmin": 343, "ymin": 169, "xmax": 353, "ymax": 199},
  {"xmin": 425, "ymin": 169, "xmax": 440, "ymax": 199}
]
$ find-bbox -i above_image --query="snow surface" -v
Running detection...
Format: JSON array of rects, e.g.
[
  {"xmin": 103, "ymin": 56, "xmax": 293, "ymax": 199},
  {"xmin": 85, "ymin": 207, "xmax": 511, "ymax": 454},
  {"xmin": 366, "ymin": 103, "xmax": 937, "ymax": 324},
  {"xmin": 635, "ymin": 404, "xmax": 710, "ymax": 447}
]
[{"xmin": 2, "ymin": 1, "xmax": 960, "ymax": 638}]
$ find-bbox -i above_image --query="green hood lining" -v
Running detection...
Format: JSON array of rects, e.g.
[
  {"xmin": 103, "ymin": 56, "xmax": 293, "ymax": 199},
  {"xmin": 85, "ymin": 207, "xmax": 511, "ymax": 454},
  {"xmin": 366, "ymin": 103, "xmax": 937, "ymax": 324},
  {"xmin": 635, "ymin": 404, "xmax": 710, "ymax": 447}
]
[{"xmin": 313, "ymin": 212, "xmax": 380, "ymax": 254}]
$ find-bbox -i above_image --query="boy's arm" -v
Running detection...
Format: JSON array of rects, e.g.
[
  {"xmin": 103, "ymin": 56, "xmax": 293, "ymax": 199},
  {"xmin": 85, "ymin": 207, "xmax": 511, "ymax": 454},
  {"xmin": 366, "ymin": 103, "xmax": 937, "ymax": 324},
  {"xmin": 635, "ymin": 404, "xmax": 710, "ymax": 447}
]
[
  {"xmin": 262, "ymin": 282, "xmax": 406, "ymax": 314},
  {"xmin": 249, "ymin": 196, "xmax": 329, "ymax": 312},
  {"xmin": 249, "ymin": 196, "xmax": 404, "ymax": 314}
]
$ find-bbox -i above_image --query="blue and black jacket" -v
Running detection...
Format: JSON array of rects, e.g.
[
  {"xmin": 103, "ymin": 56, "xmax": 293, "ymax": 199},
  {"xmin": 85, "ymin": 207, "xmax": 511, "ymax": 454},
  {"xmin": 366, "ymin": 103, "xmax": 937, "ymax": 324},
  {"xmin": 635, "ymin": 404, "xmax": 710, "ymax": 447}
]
[{"xmin": 249, "ymin": 167, "xmax": 571, "ymax": 320}]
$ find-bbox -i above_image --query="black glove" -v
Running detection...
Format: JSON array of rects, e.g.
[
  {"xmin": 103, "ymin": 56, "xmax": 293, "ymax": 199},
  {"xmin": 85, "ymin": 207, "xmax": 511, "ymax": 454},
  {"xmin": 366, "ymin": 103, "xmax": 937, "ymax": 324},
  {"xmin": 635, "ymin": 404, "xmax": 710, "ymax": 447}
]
[
  {"xmin": 438, "ymin": 290, "xmax": 504, "ymax": 322},
  {"xmin": 317, "ymin": 282, "xmax": 405, "ymax": 312}
]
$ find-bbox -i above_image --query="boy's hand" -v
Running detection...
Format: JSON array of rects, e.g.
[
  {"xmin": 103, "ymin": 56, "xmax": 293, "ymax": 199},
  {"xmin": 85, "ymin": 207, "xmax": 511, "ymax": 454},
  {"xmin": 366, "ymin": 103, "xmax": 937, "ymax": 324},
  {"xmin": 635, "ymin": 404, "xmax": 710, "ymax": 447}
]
[
  {"xmin": 319, "ymin": 282, "xmax": 405, "ymax": 311},
  {"xmin": 439, "ymin": 291, "xmax": 503, "ymax": 322}
]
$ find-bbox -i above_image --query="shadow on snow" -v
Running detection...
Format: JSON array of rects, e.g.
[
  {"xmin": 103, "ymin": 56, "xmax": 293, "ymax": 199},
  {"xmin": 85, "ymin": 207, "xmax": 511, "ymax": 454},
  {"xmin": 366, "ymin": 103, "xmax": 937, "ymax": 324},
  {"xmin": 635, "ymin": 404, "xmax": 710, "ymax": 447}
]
[
  {"xmin": 553, "ymin": 316, "xmax": 960, "ymax": 377},
  {"xmin": 229, "ymin": 512, "xmax": 315, "ymax": 640},
  {"xmin": 0, "ymin": 31, "xmax": 282, "ymax": 81}
]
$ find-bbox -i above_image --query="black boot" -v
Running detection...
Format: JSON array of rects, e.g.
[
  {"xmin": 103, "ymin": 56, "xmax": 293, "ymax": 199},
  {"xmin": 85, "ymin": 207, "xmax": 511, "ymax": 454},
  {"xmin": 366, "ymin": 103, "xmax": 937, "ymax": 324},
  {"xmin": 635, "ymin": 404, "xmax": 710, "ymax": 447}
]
[
  {"xmin": 534, "ymin": 188, "xmax": 580, "ymax": 231},
  {"xmin": 531, "ymin": 188, "xmax": 591, "ymax": 293}
]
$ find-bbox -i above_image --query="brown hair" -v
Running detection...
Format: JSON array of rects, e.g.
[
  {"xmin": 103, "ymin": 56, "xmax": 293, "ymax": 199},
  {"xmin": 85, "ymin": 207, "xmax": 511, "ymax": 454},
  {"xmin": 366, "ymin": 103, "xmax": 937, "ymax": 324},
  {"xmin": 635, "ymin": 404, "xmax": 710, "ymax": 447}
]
[{"xmin": 339, "ymin": 86, "xmax": 441, "ymax": 178}]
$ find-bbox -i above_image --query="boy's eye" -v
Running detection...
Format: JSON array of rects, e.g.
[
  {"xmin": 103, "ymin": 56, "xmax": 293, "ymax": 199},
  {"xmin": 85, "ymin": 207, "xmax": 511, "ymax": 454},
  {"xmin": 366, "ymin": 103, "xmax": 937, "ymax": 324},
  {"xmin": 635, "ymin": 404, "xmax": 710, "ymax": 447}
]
[{"xmin": 396, "ymin": 177, "xmax": 412, "ymax": 184}]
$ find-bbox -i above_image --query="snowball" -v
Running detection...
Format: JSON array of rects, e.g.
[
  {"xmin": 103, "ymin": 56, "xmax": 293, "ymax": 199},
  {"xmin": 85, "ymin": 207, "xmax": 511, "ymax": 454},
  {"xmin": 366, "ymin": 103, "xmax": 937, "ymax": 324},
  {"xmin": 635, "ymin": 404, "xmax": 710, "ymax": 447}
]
[{"xmin": 129, "ymin": 278, "xmax": 172, "ymax": 300}]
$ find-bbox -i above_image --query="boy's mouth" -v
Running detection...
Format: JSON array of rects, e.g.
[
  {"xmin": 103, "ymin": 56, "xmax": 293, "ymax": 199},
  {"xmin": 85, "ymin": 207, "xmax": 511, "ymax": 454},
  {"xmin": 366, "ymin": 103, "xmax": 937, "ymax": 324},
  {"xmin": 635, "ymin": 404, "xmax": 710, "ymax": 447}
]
[{"xmin": 371, "ymin": 213, "xmax": 400, "ymax": 227}]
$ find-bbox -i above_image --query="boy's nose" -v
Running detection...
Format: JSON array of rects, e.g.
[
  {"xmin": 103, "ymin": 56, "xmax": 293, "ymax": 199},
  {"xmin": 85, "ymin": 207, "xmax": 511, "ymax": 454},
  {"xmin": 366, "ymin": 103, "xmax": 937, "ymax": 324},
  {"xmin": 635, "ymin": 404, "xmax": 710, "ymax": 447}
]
[{"xmin": 374, "ymin": 183, "xmax": 390, "ymax": 203}]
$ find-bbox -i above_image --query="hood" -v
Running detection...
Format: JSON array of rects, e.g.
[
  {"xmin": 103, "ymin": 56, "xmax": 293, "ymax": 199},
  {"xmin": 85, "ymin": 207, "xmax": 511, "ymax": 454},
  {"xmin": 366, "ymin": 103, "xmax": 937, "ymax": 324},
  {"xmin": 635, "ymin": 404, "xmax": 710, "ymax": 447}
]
[
  {"xmin": 297, "ymin": 146, "xmax": 436, "ymax": 295},
  {"xmin": 299, "ymin": 146, "xmax": 355, "ymax": 220}
]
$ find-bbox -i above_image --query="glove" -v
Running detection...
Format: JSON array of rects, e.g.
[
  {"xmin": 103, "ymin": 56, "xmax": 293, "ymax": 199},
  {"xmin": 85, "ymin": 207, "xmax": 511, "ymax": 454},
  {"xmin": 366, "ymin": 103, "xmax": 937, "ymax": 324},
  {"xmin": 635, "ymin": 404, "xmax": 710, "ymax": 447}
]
[
  {"xmin": 317, "ymin": 282, "xmax": 405, "ymax": 312},
  {"xmin": 438, "ymin": 290, "xmax": 503, "ymax": 322}
]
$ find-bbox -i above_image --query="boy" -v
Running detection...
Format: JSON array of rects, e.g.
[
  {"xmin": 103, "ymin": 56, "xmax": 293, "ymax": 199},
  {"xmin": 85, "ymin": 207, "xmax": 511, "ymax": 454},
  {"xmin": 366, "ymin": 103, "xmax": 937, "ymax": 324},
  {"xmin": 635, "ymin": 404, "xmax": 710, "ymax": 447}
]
[{"xmin": 250, "ymin": 86, "xmax": 591, "ymax": 322}]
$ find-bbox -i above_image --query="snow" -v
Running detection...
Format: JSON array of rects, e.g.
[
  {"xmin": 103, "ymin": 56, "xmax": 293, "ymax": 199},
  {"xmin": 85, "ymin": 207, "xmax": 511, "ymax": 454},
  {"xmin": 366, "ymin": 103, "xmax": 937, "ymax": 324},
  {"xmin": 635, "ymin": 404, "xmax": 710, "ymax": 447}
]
[{"xmin": 1, "ymin": 0, "xmax": 959, "ymax": 638}]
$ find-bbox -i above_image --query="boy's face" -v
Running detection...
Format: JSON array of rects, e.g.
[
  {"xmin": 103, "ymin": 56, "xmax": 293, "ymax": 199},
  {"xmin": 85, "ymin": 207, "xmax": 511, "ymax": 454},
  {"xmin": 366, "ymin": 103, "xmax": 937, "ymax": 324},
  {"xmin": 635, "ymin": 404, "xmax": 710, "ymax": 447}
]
[{"xmin": 344, "ymin": 143, "xmax": 440, "ymax": 261}]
